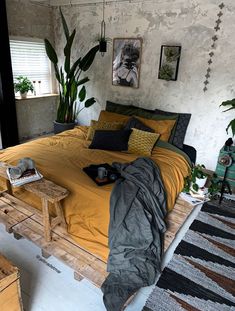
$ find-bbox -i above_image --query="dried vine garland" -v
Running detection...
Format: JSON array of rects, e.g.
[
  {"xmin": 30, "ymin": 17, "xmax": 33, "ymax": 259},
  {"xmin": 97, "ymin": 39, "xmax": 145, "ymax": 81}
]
[{"xmin": 203, "ymin": 2, "xmax": 225, "ymax": 92}]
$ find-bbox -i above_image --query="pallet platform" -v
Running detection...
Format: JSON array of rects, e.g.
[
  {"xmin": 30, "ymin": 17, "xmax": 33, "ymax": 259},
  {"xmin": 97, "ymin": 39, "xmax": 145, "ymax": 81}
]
[{"xmin": 0, "ymin": 190, "xmax": 194, "ymax": 288}]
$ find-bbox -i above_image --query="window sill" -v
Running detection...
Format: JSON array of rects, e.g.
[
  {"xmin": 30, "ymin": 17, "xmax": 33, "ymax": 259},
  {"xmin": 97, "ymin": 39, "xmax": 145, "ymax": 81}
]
[{"xmin": 15, "ymin": 94, "xmax": 59, "ymax": 101}]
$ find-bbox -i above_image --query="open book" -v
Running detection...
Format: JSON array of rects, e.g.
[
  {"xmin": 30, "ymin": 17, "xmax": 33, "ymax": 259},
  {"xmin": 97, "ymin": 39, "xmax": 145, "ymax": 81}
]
[{"xmin": 6, "ymin": 167, "xmax": 43, "ymax": 187}]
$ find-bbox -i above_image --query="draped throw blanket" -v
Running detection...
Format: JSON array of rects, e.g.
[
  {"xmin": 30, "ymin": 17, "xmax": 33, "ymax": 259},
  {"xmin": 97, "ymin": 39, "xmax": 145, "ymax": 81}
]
[{"xmin": 101, "ymin": 157, "xmax": 167, "ymax": 311}]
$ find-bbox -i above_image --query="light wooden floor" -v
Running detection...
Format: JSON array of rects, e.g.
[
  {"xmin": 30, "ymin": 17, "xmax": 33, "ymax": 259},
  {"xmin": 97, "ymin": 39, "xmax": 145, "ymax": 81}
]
[{"xmin": 0, "ymin": 202, "xmax": 202, "ymax": 311}]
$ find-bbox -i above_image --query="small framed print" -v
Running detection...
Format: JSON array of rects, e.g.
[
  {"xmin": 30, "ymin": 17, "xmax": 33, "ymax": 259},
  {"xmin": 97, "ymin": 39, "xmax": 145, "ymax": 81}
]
[
  {"xmin": 112, "ymin": 38, "xmax": 142, "ymax": 88},
  {"xmin": 158, "ymin": 45, "xmax": 181, "ymax": 81}
]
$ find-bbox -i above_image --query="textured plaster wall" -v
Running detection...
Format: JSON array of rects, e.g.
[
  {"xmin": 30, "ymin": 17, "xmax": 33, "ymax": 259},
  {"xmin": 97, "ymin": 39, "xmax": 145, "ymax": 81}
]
[
  {"xmin": 53, "ymin": 0, "xmax": 235, "ymax": 170},
  {"xmin": 6, "ymin": 0, "xmax": 57, "ymax": 140},
  {"xmin": 16, "ymin": 96, "xmax": 57, "ymax": 141}
]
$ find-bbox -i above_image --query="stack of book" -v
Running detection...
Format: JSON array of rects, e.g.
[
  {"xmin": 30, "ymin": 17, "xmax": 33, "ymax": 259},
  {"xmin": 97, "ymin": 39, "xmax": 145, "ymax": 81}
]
[
  {"xmin": 6, "ymin": 167, "xmax": 43, "ymax": 187},
  {"xmin": 180, "ymin": 188, "xmax": 210, "ymax": 206}
]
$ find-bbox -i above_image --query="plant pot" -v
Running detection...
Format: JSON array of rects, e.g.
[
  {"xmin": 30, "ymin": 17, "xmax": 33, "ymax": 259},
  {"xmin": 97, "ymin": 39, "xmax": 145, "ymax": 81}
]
[
  {"xmin": 53, "ymin": 121, "xmax": 76, "ymax": 134},
  {"xmin": 20, "ymin": 92, "xmax": 27, "ymax": 99},
  {"xmin": 99, "ymin": 40, "xmax": 107, "ymax": 53},
  {"xmin": 195, "ymin": 176, "xmax": 207, "ymax": 188}
]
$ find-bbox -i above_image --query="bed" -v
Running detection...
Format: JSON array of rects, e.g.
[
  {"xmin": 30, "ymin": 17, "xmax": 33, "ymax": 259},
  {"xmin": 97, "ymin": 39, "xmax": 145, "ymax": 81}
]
[{"xmin": 0, "ymin": 118, "xmax": 191, "ymax": 263}]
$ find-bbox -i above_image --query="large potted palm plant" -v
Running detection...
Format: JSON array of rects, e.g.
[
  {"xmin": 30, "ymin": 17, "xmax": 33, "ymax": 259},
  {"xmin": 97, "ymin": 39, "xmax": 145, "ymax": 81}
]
[
  {"xmin": 220, "ymin": 98, "xmax": 235, "ymax": 136},
  {"xmin": 45, "ymin": 8, "xmax": 99, "ymax": 134}
]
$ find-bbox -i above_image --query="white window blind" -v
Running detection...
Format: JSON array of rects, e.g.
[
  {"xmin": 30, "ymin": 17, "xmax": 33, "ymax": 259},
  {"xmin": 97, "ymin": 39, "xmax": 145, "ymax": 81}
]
[{"xmin": 10, "ymin": 39, "xmax": 52, "ymax": 94}]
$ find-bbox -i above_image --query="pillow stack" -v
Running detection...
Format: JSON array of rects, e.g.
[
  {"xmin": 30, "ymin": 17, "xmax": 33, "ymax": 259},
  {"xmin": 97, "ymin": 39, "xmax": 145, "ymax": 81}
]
[
  {"xmin": 88, "ymin": 110, "xmax": 173, "ymax": 156},
  {"xmin": 106, "ymin": 101, "xmax": 191, "ymax": 149}
]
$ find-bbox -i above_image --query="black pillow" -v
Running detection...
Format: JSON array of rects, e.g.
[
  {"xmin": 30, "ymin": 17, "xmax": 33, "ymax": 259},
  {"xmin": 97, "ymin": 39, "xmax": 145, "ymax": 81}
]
[
  {"xmin": 155, "ymin": 108, "xmax": 191, "ymax": 149},
  {"xmin": 89, "ymin": 130, "xmax": 131, "ymax": 151},
  {"xmin": 124, "ymin": 117, "xmax": 154, "ymax": 133}
]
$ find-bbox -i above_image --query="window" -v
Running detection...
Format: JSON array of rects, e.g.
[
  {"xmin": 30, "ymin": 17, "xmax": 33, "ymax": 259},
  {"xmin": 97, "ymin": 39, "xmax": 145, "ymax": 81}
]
[{"xmin": 10, "ymin": 39, "xmax": 52, "ymax": 95}]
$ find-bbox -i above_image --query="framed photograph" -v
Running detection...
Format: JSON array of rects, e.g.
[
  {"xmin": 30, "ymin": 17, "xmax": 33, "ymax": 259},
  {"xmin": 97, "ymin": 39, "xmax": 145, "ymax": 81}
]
[
  {"xmin": 112, "ymin": 38, "xmax": 142, "ymax": 88},
  {"xmin": 158, "ymin": 45, "xmax": 181, "ymax": 81}
]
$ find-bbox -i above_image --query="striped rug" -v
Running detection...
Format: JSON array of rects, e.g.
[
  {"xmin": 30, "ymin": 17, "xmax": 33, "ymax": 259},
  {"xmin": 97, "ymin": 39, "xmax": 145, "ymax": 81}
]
[{"xmin": 143, "ymin": 199, "xmax": 235, "ymax": 311}]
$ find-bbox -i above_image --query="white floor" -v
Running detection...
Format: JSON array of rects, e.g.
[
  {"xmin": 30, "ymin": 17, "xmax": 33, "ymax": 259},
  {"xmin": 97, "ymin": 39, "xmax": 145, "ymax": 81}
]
[{"xmin": 0, "ymin": 203, "xmax": 202, "ymax": 311}]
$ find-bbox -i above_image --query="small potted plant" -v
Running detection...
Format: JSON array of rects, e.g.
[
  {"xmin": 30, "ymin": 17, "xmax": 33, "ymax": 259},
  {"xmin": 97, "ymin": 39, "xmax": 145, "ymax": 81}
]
[
  {"xmin": 14, "ymin": 76, "xmax": 34, "ymax": 99},
  {"xmin": 183, "ymin": 164, "xmax": 208, "ymax": 193}
]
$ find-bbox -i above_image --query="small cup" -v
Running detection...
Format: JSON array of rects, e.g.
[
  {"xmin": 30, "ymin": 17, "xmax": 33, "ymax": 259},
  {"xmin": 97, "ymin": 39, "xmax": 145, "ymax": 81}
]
[{"xmin": 98, "ymin": 167, "xmax": 107, "ymax": 180}]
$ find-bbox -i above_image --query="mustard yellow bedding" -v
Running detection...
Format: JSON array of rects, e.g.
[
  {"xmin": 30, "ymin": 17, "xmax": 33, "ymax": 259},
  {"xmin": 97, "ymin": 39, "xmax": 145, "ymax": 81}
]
[{"xmin": 0, "ymin": 126, "xmax": 190, "ymax": 261}]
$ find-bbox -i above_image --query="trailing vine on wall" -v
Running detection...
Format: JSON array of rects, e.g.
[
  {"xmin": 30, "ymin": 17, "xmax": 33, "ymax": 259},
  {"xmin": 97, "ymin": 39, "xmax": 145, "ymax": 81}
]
[{"xmin": 203, "ymin": 2, "xmax": 225, "ymax": 92}]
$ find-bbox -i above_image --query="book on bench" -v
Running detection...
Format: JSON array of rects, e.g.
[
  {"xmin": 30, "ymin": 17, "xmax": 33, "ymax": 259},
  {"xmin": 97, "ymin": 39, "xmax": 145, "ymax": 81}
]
[{"xmin": 6, "ymin": 167, "xmax": 43, "ymax": 187}]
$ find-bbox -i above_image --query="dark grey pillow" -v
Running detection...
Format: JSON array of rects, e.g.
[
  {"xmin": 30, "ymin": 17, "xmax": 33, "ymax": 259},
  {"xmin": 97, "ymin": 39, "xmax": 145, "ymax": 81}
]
[
  {"xmin": 124, "ymin": 117, "xmax": 154, "ymax": 133},
  {"xmin": 155, "ymin": 108, "xmax": 191, "ymax": 149},
  {"xmin": 106, "ymin": 100, "xmax": 154, "ymax": 116},
  {"xmin": 89, "ymin": 130, "xmax": 131, "ymax": 151}
]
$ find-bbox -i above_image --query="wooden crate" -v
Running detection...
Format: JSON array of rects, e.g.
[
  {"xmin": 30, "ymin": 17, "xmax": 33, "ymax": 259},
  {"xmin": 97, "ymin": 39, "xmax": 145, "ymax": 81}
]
[{"xmin": 0, "ymin": 254, "xmax": 23, "ymax": 311}]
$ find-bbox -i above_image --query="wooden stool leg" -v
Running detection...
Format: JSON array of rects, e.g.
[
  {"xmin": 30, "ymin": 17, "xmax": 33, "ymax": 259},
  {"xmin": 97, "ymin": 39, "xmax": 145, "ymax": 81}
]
[
  {"xmin": 54, "ymin": 201, "xmax": 67, "ymax": 229},
  {"xmin": 6, "ymin": 180, "xmax": 12, "ymax": 195},
  {"xmin": 41, "ymin": 198, "xmax": 51, "ymax": 242}
]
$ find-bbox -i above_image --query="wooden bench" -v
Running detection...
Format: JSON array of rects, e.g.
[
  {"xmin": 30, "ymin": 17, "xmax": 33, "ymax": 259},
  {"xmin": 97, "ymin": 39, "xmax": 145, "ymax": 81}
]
[{"xmin": 0, "ymin": 162, "xmax": 69, "ymax": 242}]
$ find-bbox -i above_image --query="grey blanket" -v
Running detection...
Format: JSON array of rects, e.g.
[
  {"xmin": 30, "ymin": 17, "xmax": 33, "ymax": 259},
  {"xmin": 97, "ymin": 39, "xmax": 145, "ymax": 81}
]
[{"xmin": 101, "ymin": 157, "xmax": 167, "ymax": 311}]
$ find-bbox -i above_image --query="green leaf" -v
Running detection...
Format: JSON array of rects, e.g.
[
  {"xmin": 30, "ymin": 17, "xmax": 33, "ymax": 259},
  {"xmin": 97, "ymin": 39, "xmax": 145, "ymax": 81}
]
[
  {"xmin": 77, "ymin": 77, "xmax": 89, "ymax": 87},
  {"xmin": 192, "ymin": 183, "xmax": 199, "ymax": 192},
  {"xmin": 79, "ymin": 86, "xmax": 86, "ymax": 102},
  {"xmin": 64, "ymin": 29, "xmax": 76, "ymax": 74},
  {"xmin": 68, "ymin": 58, "xmax": 81, "ymax": 79},
  {"xmin": 220, "ymin": 98, "xmax": 235, "ymax": 109},
  {"xmin": 44, "ymin": 39, "xmax": 58, "ymax": 64},
  {"xmin": 54, "ymin": 64, "xmax": 61, "ymax": 84},
  {"xmin": 226, "ymin": 119, "xmax": 235, "ymax": 136},
  {"xmin": 84, "ymin": 97, "xmax": 96, "ymax": 108},
  {"xmin": 60, "ymin": 7, "xmax": 69, "ymax": 40},
  {"xmin": 79, "ymin": 45, "xmax": 99, "ymax": 71}
]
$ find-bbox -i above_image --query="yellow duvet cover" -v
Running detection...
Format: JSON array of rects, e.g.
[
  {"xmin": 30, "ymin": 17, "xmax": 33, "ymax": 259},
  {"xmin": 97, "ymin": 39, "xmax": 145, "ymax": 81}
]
[{"xmin": 0, "ymin": 126, "xmax": 190, "ymax": 261}]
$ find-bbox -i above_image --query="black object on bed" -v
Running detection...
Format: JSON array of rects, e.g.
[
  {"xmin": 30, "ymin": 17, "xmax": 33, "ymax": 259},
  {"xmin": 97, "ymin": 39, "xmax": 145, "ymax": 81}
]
[
  {"xmin": 182, "ymin": 144, "xmax": 196, "ymax": 164},
  {"xmin": 83, "ymin": 163, "xmax": 120, "ymax": 186}
]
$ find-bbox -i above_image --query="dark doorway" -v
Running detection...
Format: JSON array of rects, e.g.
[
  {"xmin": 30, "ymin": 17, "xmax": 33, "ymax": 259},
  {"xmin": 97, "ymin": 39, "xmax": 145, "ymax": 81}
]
[{"xmin": 0, "ymin": 0, "xmax": 19, "ymax": 149}]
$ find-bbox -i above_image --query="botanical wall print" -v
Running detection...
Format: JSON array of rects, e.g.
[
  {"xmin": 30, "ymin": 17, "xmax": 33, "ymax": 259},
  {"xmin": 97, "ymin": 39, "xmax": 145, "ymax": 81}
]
[
  {"xmin": 112, "ymin": 38, "xmax": 142, "ymax": 88},
  {"xmin": 203, "ymin": 2, "xmax": 225, "ymax": 92},
  {"xmin": 158, "ymin": 45, "xmax": 181, "ymax": 81}
]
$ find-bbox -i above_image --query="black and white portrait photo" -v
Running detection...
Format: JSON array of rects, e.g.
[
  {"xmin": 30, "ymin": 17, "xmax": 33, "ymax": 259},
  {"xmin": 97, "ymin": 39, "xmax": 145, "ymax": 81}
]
[{"xmin": 112, "ymin": 38, "xmax": 142, "ymax": 88}]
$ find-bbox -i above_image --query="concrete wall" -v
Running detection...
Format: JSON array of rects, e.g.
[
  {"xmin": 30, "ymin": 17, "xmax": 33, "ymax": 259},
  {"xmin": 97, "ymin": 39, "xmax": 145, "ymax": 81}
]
[
  {"xmin": 16, "ymin": 96, "xmax": 58, "ymax": 141},
  {"xmin": 6, "ymin": 0, "xmax": 57, "ymax": 141},
  {"xmin": 53, "ymin": 0, "xmax": 235, "ymax": 170}
]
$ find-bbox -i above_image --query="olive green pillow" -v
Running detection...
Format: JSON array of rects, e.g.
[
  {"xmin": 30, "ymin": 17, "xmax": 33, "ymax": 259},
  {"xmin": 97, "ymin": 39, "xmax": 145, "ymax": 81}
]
[
  {"xmin": 106, "ymin": 101, "xmax": 178, "ymax": 121},
  {"xmin": 128, "ymin": 128, "xmax": 160, "ymax": 156}
]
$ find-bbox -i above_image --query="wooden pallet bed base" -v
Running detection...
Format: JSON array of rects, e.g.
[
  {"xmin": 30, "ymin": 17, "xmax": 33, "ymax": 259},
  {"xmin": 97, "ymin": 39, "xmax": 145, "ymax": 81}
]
[{"xmin": 0, "ymin": 190, "xmax": 194, "ymax": 288}]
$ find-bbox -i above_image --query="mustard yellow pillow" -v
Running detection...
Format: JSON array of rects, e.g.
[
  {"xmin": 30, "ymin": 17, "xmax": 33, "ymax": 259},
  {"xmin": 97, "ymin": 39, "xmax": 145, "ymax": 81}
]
[
  {"xmin": 136, "ymin": 116, "xmax": 176, "ymax": 142},
  {"xmin": 98, "ymin": 110, "xmax": 130, "ymax": 125},
  {"xmin": 86, "ymin": 120, "xmax": 123, "ymax": 140},
  {"xmin": 128, "ymin": 128, "xmax": 160, "ymax": 156}
]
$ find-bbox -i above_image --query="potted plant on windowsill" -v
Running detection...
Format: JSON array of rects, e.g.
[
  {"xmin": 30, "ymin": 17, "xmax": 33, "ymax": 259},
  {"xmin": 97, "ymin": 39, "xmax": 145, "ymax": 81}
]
[
  {"xmin": 14, "ymin": 76, "xmax": 34, "ymax": 99},
  {"xmin": 44, "ymin": 8, "xmax": 99, "ymax": 134}
]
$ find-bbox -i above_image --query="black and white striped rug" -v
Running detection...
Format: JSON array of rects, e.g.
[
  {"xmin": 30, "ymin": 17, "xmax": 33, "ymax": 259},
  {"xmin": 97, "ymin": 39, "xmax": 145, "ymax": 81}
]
[{"xmin": 143, "ymin": 199, "xmax": 235, "ymax": 311}]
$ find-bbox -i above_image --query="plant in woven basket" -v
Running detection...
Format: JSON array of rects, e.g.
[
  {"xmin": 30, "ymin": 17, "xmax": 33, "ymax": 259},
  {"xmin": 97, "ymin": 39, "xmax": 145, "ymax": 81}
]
[{"xmin": 220, "ymin": 98, "xmax": 235, "ymax": 136}]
